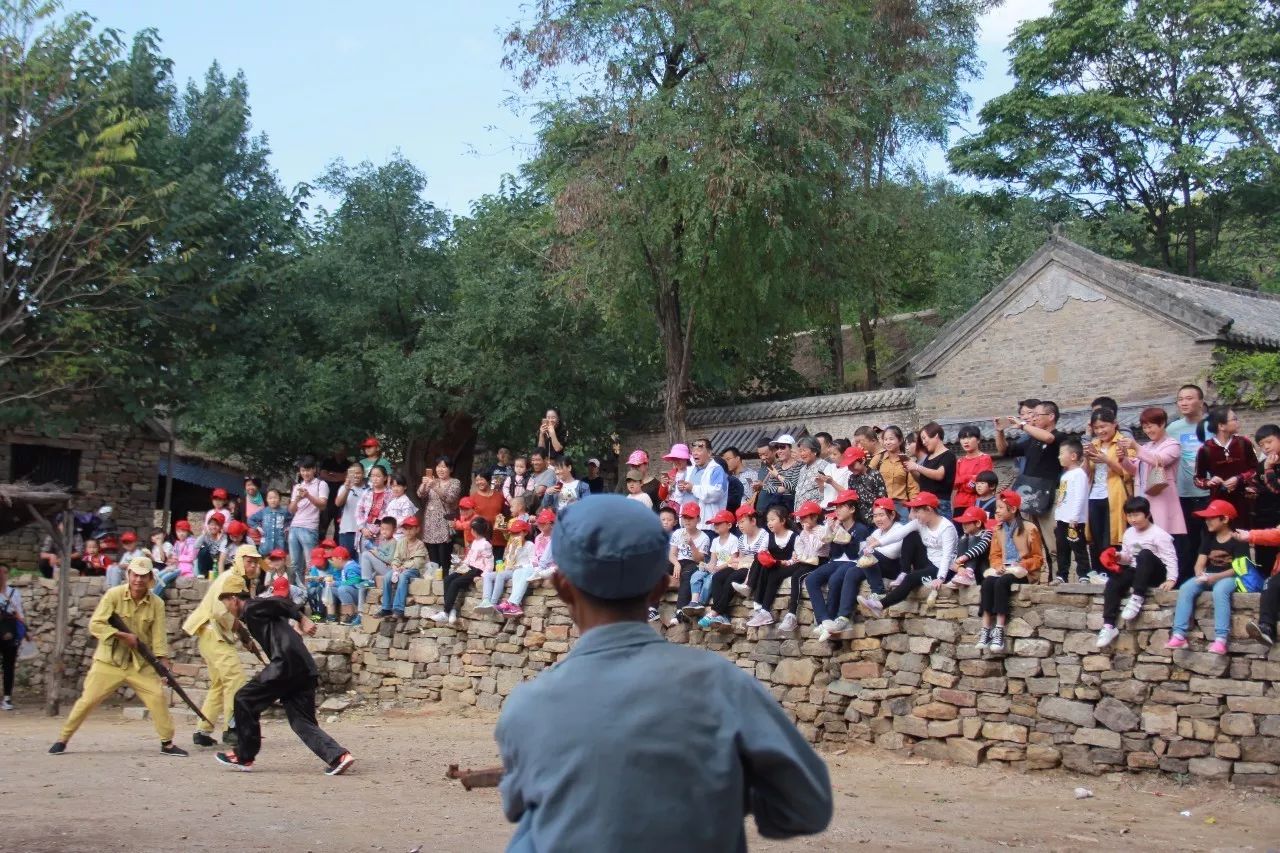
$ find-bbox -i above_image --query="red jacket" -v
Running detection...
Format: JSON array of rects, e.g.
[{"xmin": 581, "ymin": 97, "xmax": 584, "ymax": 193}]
[{"xmin": 1247, "ymin": 529, "xmax": 1280, "ymax": 576}]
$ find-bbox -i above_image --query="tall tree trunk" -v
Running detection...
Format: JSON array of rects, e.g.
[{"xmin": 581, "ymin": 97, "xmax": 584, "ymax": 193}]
[
  {"xmin": 859, "ymin": 310, "xmax": 878, "ymax": 390},
  {"xmin": 1181, "ymin": 175, "xmax": 1198, "ymax": 277},
  {"xmin": 657, "ymin": 278, "xmax": 692, "ymax": 447},
  {"xmin": 829, "ymin": 298, "xmax": 845, "ymax": 391}
]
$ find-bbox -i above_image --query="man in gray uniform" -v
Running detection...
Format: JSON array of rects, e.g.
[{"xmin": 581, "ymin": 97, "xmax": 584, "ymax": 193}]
[{"xmin": 496, "ymin": 494, "xmax": 833, "ymax": 851}]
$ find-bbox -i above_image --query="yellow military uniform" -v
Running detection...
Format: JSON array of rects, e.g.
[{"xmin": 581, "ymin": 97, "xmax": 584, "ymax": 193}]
[
  {"xmin": 183, "ymin": 545, "xmax": 258, "ymax": 734},
  {"xmin": 59, "ymin": 584, "xmax": 175, "ymax": 742}
]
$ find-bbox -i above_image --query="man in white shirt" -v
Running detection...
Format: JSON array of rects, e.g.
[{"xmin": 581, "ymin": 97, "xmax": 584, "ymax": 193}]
[
  {"xmin": 1166, "ymin": 383, "xmax": 1209, "ymax": 580},
  {"xmin": 676, "ymin": 438, "xmax": 727, "ymax": 532}
]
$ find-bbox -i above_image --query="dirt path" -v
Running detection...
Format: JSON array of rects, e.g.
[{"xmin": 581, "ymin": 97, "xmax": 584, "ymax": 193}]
[{"xmin": 0, "ymin": 700, "xmax": 1276, "ymax": 852}]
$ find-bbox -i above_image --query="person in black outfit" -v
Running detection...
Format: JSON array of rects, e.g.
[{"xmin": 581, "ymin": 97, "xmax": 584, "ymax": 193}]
[
  {"xmin": 214, "ymin": 584, "xmax": 354, "ymax": 775},
  {"xmin": 994, "ymin": 400, "xmax": 1066, "ymax": 576}
]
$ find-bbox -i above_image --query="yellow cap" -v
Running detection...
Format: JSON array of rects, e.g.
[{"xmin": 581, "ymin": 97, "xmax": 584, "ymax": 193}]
[
  {"xmin": 127, "ymin": 556, "xmax": 155, "ymax": 576},
  {"xmin": 219, "ymin": 574, "xmax": 249, "ymax": 596},
  {"xmin": 235, "ymin": 544, "xmax": 261, "ymax": 560}
]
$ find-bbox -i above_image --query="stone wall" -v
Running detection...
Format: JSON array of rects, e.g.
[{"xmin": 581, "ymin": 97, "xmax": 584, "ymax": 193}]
[
  {"xmin": 13, "ymin": 572, "xmax": 1278, "ymax": 783},
  {"xmin": 0, "ymin": 424, "xmax": 164, "ymax": 567}
]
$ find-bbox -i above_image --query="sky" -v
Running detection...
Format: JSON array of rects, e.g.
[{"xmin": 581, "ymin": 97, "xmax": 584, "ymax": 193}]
[{"xmin": 75, "ymin": 0, "xmax": 1054, "ymax": 216}]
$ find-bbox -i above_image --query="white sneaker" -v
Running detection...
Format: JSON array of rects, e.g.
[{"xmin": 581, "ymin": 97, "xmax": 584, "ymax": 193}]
[
  {"xmin": 431, "ymin": 611, "xmax": 449, "ymax": 623},
  {"xmin": 975, "ymin": 627, "xmax": 992, "ymax": 651},
  {"xmin": 746, "ymin": 609, "xmax": 774, "ymax": 628},
  {"xmin": 475, "ymin": 600, "xmax": 494, "ymax": 612},
  {"xmin": 857, "ymin": 594, "xmax": 883, "ymax": 614},
  {"xmin": 1096, "ymin": 625, "xmax": 1120, "ymax": 648},
  {"xmin": 447, "ymin": 612, "xmax": 457, "ymax": 625},
  {"xmin": 0, "ymin": 697, "xmax": 13, "ymax": 711},
  {"xmin": 778, "ymin": 613, "xmax": 798, "ymax": 633},
  {"xmin": 731, "ymin": 582, "xmax": 752, "ymax": 597},
  {"xmin": 812, "ymin": 619, "xmax": 835, "ymax": 637},
  {"xmin": 830, "ymin": 616, "xmax": 852, "ymax": 634},
  {"xmin": 1120, "ymin": 594, "xmax": 1144, "ymax": 622}
]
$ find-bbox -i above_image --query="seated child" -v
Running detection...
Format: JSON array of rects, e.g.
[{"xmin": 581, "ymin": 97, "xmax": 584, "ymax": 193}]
[
  {"xmin": 777, "ymin": 501, "xmax": 827, "ymax": 633},
  {"xmin": 806, "ymin": 490, "xmax": 863, "ymax": 641},
  {"xmin": 432, "ymin": 517, "xmax": 493, "ymax": 626},
  {"xmin": 649, "ymin": 505, "xmax": 679, "ymax": 623},
  {"xmin": 946, "ymin": 505, "xmax": 992, "ymax": 589},
  {"xmin": 975, "ymin": 491, "xmax": 1045, "ymax": 654},
  {"xmin": 1167, "ymin": 499, "xmax": 1245, "ymax": 655},
  {"xmin": 1240, "ymin": 524, "xmax": 1280, "ymax": 647},
  {"xmin": 858, "ymin": 492, "xmax": 958, "ymax": 616},
  {"xmin": 496, "ymin": 519, "xmax": 538, "ymax": 617},
  {"xmin": 746, "ymin": 506, "xmax": 798, "ymax": 629},
  {"xmin": 305, "ymin": 545, "xmax": 336, "ymax": 620},
  {"xmin": 378, "ymin": 516, "xmax": 429, "ymax": 620},
  {"xmin": 729, "ymin": 505, "xmax": 769, "ymax": 599},
  {"xmin": 689, "ymin": 510, "xmax": 738, "ymax": 623},
  {"xmin": 668, "ymin": 504, "xmax": 709, "ymax": 626},
  {"xmin": 831, "ymin": 498, "xmax": 904, "ymax": 633},
  {"xmin": 1096, "ymin": 496, "xmax": 1176, "ymax": 648},
  {"xmin": 529, "ymin": 508, "xmax": 557, "ymax": 582},
  {"xmin": 328, "ymin": 546, "xmax": 363, "ymax": 625},
  {"xmin": 360, "ymin": 516, "xmax": 399, "ymax": 581}
]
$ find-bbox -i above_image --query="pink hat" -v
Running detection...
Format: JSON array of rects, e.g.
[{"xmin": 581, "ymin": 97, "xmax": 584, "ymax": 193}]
[
  {"xmin": 663, "ymin": 443, "xmax": 691, "ymax": 462},
  {"xmin": 626, "ymin": 449, "xmax": 649, "ymax": 467}
]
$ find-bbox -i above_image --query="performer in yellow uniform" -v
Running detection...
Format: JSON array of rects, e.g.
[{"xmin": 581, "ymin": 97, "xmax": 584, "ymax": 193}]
[
  {"xmin": 49, "ymin": 556, "xmax": 187, "ymax": 756},
  {"xmin": 183, "ymin": 543, "xmax": 262, "ymax": 747}
]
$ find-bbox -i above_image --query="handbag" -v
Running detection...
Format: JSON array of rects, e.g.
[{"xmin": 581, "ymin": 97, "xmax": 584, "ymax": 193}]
[
  {"xmin": 1011, "ymin": 473, "xmax": 1056, "ymax": 516},
  {"xmin": 1144, "ymin": 462, "xmax": 1169, "ymax": 496}
]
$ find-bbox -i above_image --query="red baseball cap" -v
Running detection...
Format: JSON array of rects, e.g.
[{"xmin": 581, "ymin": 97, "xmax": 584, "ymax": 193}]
[
  {"xmin": 794, "ymin": 500, "xmax": 823, "ymax": 518},
  {"xmin": 998, "ymin": 489, "xmax": 1022, "ymax": 511},
  {"xmin": 329, "ymin": 546, "xmax": 351, "ymax": 562},
  {"xmin": 536, "ymin": 508, "xmax": 556, "ymax": 525},
  {"xmin": 320, "ymin": 538, "xmax": 337, "ymax": 549},
  {"xmin": 507, "ymin": 518, "xmax": 532, "ymax": 535},
  {"xmin": 120, "ymin": 531, "xmax": 138, "ymax": 543},
  {"xmin": 207, "ymin": 512, "xmax": 227, "ymax": 527},
  {"xmin": 832, "ymin": 489, "xmax": 859, "ymax": 506},
  {"xmin": 226, "ymin": 520, "xmax": 248, "ymax": 537},
  {"xmin": 839, "ymin": 446, "xmax": 868, "ymax": 467},
  {"xmin": 904, "ymin": 493, "xmax": 940, "ymax": 509},
  {"xmin": 361, "ymin": 436, "xmax": 381, "ymax": 448},
  {"xmin": 211, "ymin": 488, "xmax": 228, "ymax": 500},
  {"xmin": 954, "ymin": 505, "xmax": 988, "ymax": 526},
  {"xmin": 871, "ymin": 497, "xmax": 896, "ymax": 513},
  {"xmin": 267, "ymin": 548, "xmax": 287, "ymax": 560},
  {"xmin": 1193, "ymin": 498, "xmax": 1238, "ymax": 520},
  {"xmin": 401, "ymin": 516, "xmax": 420, "ymax": 528},
  {"xmin": 459, "ymin": 497, "xmax": 476, "ymax": 510},
  {"xmin": 309, "ymin": 547, "xmax": 328, "ymax": 567},
  {"xmin": 175, "ymin": 520, "xmax": 192, "ymax": 532},
  {"xmin": 735, "ymin": 505, "xmax": 757, "ymax": 520},
  {"xmin": 271, "ymin": 576, "xmax": 291, "ymax": 597},
  {"xmin": 679, "ymin": 503, "xmax": 701, "ymax": 519},
  {"xmin": 710, "ymin": 509, "xmax": 735, "ymax": 526}
]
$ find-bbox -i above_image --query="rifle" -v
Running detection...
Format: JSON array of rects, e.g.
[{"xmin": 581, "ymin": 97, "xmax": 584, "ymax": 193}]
[
  {"xmin": 233, "ymin": 621, "xmax": 268, "ymax": 665},
  {"xmin": 107, "ymin": 612, "xmax": 213, "ymax": 728}
]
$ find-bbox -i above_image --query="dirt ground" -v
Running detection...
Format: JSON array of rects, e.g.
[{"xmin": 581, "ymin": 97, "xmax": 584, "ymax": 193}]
[{"xmin": 1, "ymin": 698, "xmax": 1277, "ymax": 852}]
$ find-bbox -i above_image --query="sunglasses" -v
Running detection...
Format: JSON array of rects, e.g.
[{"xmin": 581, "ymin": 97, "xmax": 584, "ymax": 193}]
[{"xmin": 770, "ymin": 444, "xmax": 789, "ymax": 450}]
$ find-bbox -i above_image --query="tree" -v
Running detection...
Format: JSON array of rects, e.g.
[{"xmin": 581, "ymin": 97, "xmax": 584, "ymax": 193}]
[
  {"xmin": 949, "ymin": 0, "xmax": 1279, "ymax": 278},
  {"xmin": 1, "ymin": 1, "xmax": 161, "ymax": 415}
]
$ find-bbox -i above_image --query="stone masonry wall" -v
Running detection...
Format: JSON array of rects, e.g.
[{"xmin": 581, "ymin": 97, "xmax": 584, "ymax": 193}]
[{"xmin": 13, "ymin": 572, "xmax": 1278, "ymax": 784}]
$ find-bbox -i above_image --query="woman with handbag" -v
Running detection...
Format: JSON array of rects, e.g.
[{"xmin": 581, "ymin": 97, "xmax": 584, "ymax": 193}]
[
  {"xmin": 1134, "ymin": 407, "xmax": 1185, "ymax": 537},
  {"xmin": 0, "ymin": 562, "xmax": 26, "ymax": 711}
]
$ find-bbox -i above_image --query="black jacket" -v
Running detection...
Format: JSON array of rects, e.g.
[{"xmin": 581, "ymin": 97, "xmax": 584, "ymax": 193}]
[{"xmin": 242, "ymin": 597, "xmax": 319, "ymax": 685}]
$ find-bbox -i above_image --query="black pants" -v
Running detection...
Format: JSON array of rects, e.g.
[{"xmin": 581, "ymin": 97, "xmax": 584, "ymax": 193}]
[
  {"xmin": 710, "ymin": 567, "xmax": 750, "ymax": 614},
  {"xmin": 1259, "ymin": 573, "xmax": 1280, "ymax": 634},
  {"xmin": 443, "ymin": 568, "xmax": 481, "ymax": 612},
  {"xmin": 426, "ymin": 541, "xmax": 451, "ymax": 571},
  {"xmin": 1177, "ymin": 496, "xmax": 1209, "ymax": 584},
  {"xmin": 876, "ymin": 531, "xmax": 940, "ymax": 609},
  {"xmin": 1102, "ymin": 549, "xmax": 1164, "ymax": 626},
  {"xmin": 233, "ymin": 676, "xmax": 345, "ymax": 766},
  {"xmin": 756, "ymin": 566, "xmax": 797, "ymax": 610},
  {"xmin": 788, "ymin": 566, "xmax": 816, "ymax": 614},
  {"xmin": 1087, "ymin": 498, "xmax": 1110, "ymax": 573},
  {"xmin": 675, "ymin": 560, "xmax": 698, "ymax": 610},
  {"xmin": 1, "ymin": 640, "xmax": 16, "ymax": 696},
  {"xmin": 979, "ymin": 573, "xmax": 1023, "ymax": 618},
  {"xmin": 1055, "ymin": 521, "xmax": 1089, "ymax": 582}
]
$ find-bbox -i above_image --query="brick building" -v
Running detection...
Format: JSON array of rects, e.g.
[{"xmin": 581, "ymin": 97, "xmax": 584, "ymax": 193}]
[{"xmin": 621, "ymin": 237, "xmax": 1280, "ymax": 460}]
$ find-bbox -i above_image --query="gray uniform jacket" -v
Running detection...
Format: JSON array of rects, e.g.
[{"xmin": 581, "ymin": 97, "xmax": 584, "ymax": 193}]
[{"xmin": 496, "ymin": 621, "xmax": 833, "ymax": 852}]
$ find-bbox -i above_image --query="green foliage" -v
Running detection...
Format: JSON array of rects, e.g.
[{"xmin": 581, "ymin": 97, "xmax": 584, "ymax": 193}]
[
  {"xmin": 1210, "ymin": 348, "xmax": 1280, "ymax": 409},
  {"xmin": 949, "ymin": 0, "xmax": 1280, "ymax": 281}
]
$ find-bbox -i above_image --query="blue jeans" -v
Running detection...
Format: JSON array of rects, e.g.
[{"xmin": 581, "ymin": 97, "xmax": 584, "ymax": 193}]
[
  {"xmin": 804, "ymin": 561, "xmax": 849, "ymax": 624},
  {"xmin": 334, "ymin": 585, "xmax": 359, "ymax": 606},
  {"xmin": 1173, "ymin": 575, "xmax": 1234, "ymax": 640},
  {"xmin": 837, "ymin": 552, "xmax": 895, "ymax": 618},
  {"xmin": 689, "ymin": 569, "xmax": 712, "ymax": 602},
  {"xmin": 153, "ymin": 569, "xmax": 181, "ymax": 597},
  {"xmin": 381, "ymin": 569, "xmax": 420, "ymax": 614},
  {"xmin": 288, "ymin": 527, "xmax": 319, "ymax": 586},
  {"xmin": 507, "ymin": 567, "xmax": 536, "ymax": 606}
]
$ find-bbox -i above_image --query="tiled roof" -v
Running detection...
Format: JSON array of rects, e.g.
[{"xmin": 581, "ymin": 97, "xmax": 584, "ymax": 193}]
[
  {"xmin": 688, "ymin": 388, "xmax": 917, "ymax": 427},
  {"xmin": 900, "ymin": 236, "xmax": 1280, "ymax": 379},
  {"xmin": 710, "ymin": 424, "xmax": 809, "ymax": 455},
  {"xmin": 933, "ymin": 398, "xmax": 1171, "ymax": 442}
]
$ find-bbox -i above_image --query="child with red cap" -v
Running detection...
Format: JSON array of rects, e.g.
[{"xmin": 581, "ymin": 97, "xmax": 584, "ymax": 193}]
[
  {"xmin": 857, "ymin": 492, "xmax": 958, "ymax": 619},
  {"xmin": 194, "ymin": 513, "xmax": 230, "ymax": 578},
  {"xmin": 305, "ymin": 546, "xmax": 335, "ymax": 620},
  {"xmin": 327, "ymin": 547, "xmax": 363, "ymax": 625},
  {"xmin": 668, "ymin": 503, "xmax": 710, "ymax": 626},
  {"xmin": 1167, "ymin": 498, "xmax": 1246, "ymax": 655},
  {"xmin": 975, "ymin": 490, "xmax": 1045, "ymax": 654},
  {"xmin": 685, "ymin": 510, "xmax": 737, "ymax": 621},
  {"xmin": 205, "ymin": 488, "xmax": 231, "ymax": 529},
  {"xmin": 495, "ymin": 519, "xmax": 537, "ymax": 617},
  {"xmin": 746, "ymin": 506, "xmax": 798, "ymax": 628}
]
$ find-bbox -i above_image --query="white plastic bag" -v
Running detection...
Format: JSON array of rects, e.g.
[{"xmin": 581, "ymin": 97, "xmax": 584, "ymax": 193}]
[{"xmin": 17, "ymin": 638, "xmax": 37, "ymax": 660}]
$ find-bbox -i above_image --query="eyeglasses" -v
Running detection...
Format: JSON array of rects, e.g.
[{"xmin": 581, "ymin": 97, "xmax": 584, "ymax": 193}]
[{"xmin": 770, "ymin": 444, "xmax": 789, "ymax": 450}]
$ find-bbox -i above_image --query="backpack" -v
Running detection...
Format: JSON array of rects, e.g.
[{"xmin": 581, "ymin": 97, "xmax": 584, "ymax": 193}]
[{"xmin": 1233, "ymin": 555, "xmax": 1265, "ymax": 593}]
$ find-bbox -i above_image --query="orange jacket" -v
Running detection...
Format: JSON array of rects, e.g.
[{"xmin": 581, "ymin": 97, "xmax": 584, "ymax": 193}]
[
  {"xmin": 1246, "ymin": 529, "xmax": 1280, "ymax": 576},
  {"xmin": 988, "ymin": 521, "xmax": 1046, "ymax": 582}
]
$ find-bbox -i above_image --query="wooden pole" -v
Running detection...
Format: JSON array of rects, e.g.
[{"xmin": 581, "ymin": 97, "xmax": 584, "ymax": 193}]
[
  {"xmin": 163, "ymin": 422, "xmax": 176, "ymax": 531},
  {"xmin": 45, "ymin": 500, "xmax": 73, "ymax": 716}
]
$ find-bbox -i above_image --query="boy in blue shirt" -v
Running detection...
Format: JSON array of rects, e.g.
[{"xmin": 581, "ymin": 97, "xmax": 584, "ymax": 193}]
[
  {"xmin": 328, "ymin": 546, "xmax": 363, "ymax": 626},
  {"xmin": 305, "ymin": 546, "xmax": 336, "ymax": 621},
  {"xmin": 251, "ymin": 489, "xmax": 293, "ymax": 567}
]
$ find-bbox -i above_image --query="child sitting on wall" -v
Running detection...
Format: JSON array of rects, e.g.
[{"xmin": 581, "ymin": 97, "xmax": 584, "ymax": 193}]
[{"xmin": 975, "ymin": 490, "xmax": 1045, "ymax": 654}]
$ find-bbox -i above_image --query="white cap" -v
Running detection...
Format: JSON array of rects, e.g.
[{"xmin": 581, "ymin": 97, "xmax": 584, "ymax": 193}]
[
  {"xmin": 772, "ymin": 434, "xmax": 796, "ymax": 446},
  {"xmin": 587, "ymin": 457, "xmax": 601, "ymax": 467},
  {"xmin": 98, "ymin": 505, "xmax": 113, "ymax": 515}
]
